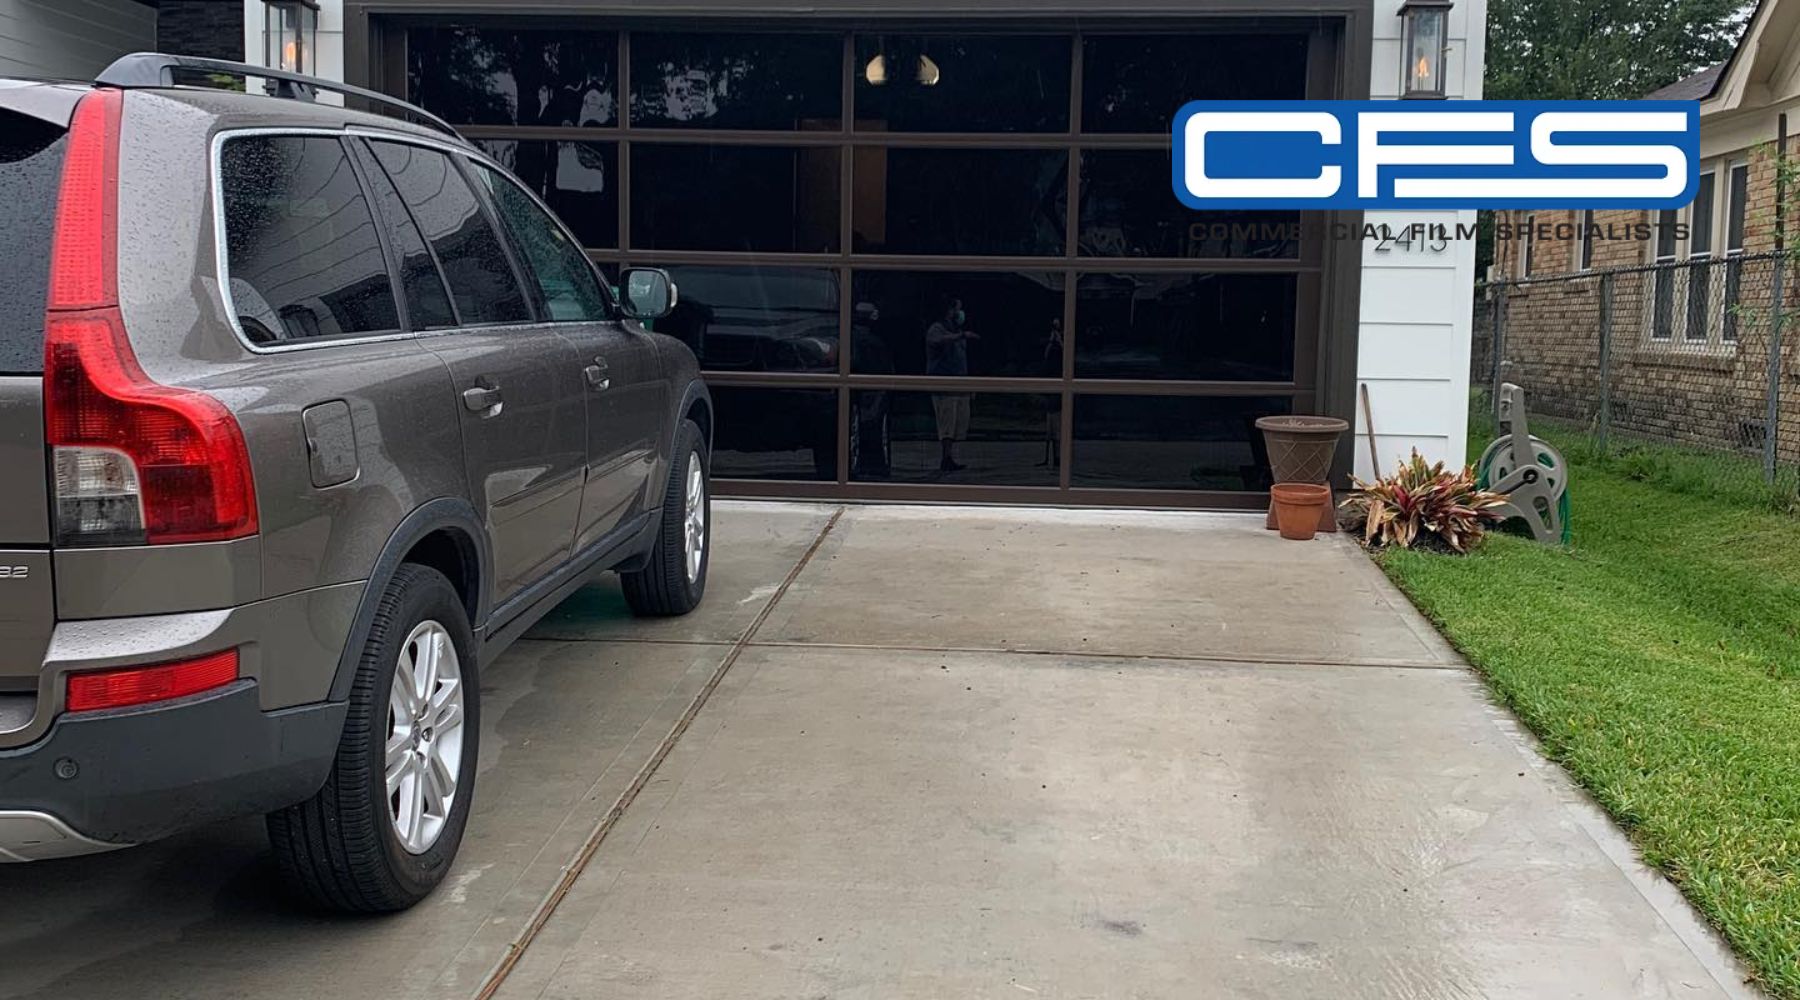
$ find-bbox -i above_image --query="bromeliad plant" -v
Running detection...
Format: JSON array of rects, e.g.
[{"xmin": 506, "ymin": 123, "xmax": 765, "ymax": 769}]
[{"xmin": 1343, "ymin": 450, "xmax": 1510, "ymax": 553}]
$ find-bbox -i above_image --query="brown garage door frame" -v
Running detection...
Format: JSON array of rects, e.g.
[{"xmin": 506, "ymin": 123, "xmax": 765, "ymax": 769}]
[{"xmin": 347, "ymin": 2, "xmax": 1372, "ymax": 510}]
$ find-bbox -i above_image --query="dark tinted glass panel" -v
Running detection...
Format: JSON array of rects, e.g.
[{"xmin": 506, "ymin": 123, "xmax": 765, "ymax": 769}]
[
  {"xmin": 853, "ymin": 148, "xmax": 1066, "ymax": 256},
  {"xmin": 0, "ymin": 113, "xmax": 65, "ymax": 372},
  {"xmin": 1690, "ymin": 172, "xmax": 1716, "ymax": 256},
  {"xmin": 711, "ymin": 387, "xmax": 838, "ymax": 481},
  {"xmin": 1073, "ymin": 395, "xmax": 1292, "ymax": 491},
  {"xmin": 1076, "ymin": 274, "xmax": 1297, "ymax": 382},
  {"xmin": 476, "ymin": 140, "xmax": 617, "ymax": 249},
  {"xmin": 1081, "ymin": 151, "xmax": 1300, "ymax": 259},
  {"xmin": 852, "ymin": 391, "xmax": 1059, "ymax": 486},
  {"xmin": 631, "ymin": 145, "xmax": 840, "ymax": 253},
  {"xmin": 853, "ymin": 35, "xmax": 1070, "ymax": 133},
  {"xmin": 657, "ymin": 266, "xmax": 839, "ymax": 372},
  {"xmin": 630, "ymin": 32, "xmax": 841, "ymax": 130},
  {"xmin": 353, "ymin": 142, "xmax": 457, "ymax": 330},
  {"xmin": 475, "ymin": 164, "xmax": 612, "ymax": 322},
  {"xmin": 221, "ymin": 136, "xmax": 399, "ymax": 344},
  {"xmin": 1729, "ymin": 164, "xmax": 1749, "ymax": 251},
  {"xmin": 408, "ymin": 26, "xmax": 617, "ymax": 127},
  {"xmin": 849, "ymin": 271, "xmax": 1064, "ymax": 378},
  {"xmin": 370, "ymin": 142, "xmax": 531, "ymax": 326},
  {"xmin": 1083, "ymin": 34, "xmax": 1309, "ymax": 133}
]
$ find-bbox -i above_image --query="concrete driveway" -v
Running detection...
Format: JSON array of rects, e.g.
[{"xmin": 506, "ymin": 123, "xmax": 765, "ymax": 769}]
[{"xmin": 0, "ymin": 503, "xmax": 1758, "ymax": 999}]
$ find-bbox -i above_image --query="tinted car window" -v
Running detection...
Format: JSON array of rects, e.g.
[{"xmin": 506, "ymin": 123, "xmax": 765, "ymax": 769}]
[
  {"xmin": 221, "ymin": 136, "xmax": 400, "ymax": 344},
  {"xmin": 369, "ymin": 141, "xmax": 531, "ymax": 327},
  {"xmin": 473, "ymin": 163, "xmax": 611, "ymax": 323},
  {"xmin": 0, "ymin": 112, "xmax": 65, "ymax": 373},
  {"xmin": 351, "ymin": 141, "xmax": 458, "ymax": 330}
]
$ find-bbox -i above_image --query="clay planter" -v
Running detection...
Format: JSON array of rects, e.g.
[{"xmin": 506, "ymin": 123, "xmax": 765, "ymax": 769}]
[
  {"xmin": 1271, "ymin": 483, "xmax": 1332, "ymax": 541},
  {"xmin": 1256, "ymin": 415, "xmax": 1350, "ymax": 533}
]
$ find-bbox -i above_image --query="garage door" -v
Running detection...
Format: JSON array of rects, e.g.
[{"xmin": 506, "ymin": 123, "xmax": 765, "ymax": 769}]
[{"xmin": 401, "ymin": 20, "xmax": 1342, "ymax": 507}]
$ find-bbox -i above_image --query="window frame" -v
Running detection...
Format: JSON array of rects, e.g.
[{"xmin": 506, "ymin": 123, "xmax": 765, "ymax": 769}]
[
  {"xmin": 469, "ymin": 156, "xmax": 620, "ymax": 323},
  {"xmin": 394, "ymin": 22, "xmax": 1340, "ymax": 503},
  {"xmin": 1643, "ymin": 159, "xmax": 1741, "ymax": 348},
  {"xmin": 213, "ymin": 126, "xmax": 614, "ymax": 353},
  {"xmin": 214, "ymin": 131, "xmax": 407, "ymax": 348}
]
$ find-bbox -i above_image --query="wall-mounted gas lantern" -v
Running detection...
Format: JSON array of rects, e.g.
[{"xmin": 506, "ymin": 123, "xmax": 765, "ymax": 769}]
[
  {"xmin": 263, "ymin": 0, "xmax": 320, "ymax": 77},
  {"xmin": 1399, "ymin": 0, "xmax": 1452, "ymax": 99}
]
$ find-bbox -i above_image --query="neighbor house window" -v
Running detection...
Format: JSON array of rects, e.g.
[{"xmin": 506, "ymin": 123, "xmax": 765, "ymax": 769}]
[
  {"xmin": 1725, "ymin": 160, "xmax": 1749, "ymax": 341},
  {"xmin": 1685, "ymin": 169, "xmax": 1716, "ymax": 341},
  {"xmin": 1651, "ymin": 208, "xmax": 1679, "ymax": 340},
  {"xmin": 1575, "ymin": 209, "xmax": 1595, "ymax": 271},
  {"xmin": 1518, "ymin": 213, "xmax": 1535, "ymax": 277}
]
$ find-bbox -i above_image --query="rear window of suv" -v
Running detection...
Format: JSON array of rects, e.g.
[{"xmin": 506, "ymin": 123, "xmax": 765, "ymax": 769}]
[
  {"xmin": 221, "ymin": 135, "xmax": 402, "ymax": 344},
  {"xmin": 0, "ymin": 113, "xmax": 67, "ymax": 374}
]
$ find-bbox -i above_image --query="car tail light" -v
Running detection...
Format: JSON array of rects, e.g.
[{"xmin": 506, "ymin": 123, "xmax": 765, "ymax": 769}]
[
  {"xmin": 65, "ymin": 649, "xmax": 240, "ymax": 713},
  {"xmin": 44, "ymin": 89, "xmax": 258, "ymax": 546}
]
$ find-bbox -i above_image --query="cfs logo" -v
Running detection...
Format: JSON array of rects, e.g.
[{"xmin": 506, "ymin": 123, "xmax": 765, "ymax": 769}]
[{"xmin": 1172, "ymin": 100, "xmax": 1699, "ymax": 210}]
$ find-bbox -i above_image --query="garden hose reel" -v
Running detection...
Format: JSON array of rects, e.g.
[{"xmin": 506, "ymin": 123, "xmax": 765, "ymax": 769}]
[{"xmin": 1476, "ymin": 384, "xmax": 1572, "ymax": 545}]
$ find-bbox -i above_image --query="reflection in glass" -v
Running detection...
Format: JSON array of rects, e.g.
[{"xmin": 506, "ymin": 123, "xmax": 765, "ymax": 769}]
[
  {"xmin": 657, "ymin": 266, "xmax": 840, "ymax": 373},
  {"xmin": 1080, "ymin": 151, "xmax": 1301, "ymax": 259},
  {"xmin": 1082, "ymin": 34, "xmax": 1309, "ymax": 133},
  {"xmin": 853, "ymin": 392, "xmax": 1059, "ymax": 485},
  {"xmin": 1076, "ymin": 274, "xmax": 1297, "ymax": 382},
  {"xmin": 711, "ymin": 387, "xmax": 838, "ymax": 482},
  {"xmin": 631, "ymin": 145, "xmax": 840, "ymax": 252},
  {"xmin": 407, "ymin": 26, "xmax": 617, "ymax": 127},
  {"xmin": 849, "ymin": 271, "xmax": 1064, "ymax": 378},
  {"xmin": 853, "ymin": 148, "xmax": 1067, "ymax": 256},
  {"xmin": 368, "ymin": 141, "xmax": 531, "ymax": 326},
  {"xmin": 630, "ymin": 32, "xmax": 842, "ymax": 129},
  {"xmin": 475, "ymin": 140, "xmax": 617, "ymax": 249},
  {"xmin": 1073, "ymin": 395, "xmax": 1292, "ymax": 491},
  {"xmin": 853, "ymin": 35, "xmax": 1070, "ymax": 133}
]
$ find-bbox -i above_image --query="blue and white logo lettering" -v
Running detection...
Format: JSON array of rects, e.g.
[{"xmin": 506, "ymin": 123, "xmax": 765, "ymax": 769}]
[{"xmin": 1172, "ymin": 101, "xmax": 1700, "ymax": 210}]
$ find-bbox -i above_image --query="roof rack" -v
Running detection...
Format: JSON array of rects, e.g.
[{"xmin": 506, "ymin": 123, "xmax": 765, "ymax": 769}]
[{"xmin": 94, "ymin": 52, "xmax": 463, "ymax": 142}]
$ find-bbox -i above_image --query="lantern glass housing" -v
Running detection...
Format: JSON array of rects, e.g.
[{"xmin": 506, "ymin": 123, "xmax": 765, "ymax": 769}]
[
  {"xmin": 1400, "ymin": 0, "xmax": 1451, "ymax": 99},
  {"xmin": 264, "ymin": 0, "xmax": 319, "ymax": 76}
]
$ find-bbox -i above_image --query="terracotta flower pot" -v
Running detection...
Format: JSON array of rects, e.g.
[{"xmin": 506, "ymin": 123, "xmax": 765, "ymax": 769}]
[
  {"xmin": 1271, "ymin": 483, "xmax": 1332, "ymax": 541},
  {"xmin": 1256, "ymin": 415, "xmax": 1349, "ymax": 534}
]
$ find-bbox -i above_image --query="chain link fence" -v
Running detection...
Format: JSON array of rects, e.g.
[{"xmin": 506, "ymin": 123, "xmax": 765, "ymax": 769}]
[{"xmin": 1472, "ymin": 252, "xmax": 1800, "ymax": 509}]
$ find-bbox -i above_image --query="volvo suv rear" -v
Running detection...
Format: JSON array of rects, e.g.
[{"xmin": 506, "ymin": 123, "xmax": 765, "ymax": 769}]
[{"xmin": 0, "ymin": 58, "xmax": 713, "ymax": 911}]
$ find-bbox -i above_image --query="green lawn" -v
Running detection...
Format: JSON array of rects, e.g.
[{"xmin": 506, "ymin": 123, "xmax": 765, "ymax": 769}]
[{"xmin": 1378, "ymin": 444, "xmax": 1800, "ymax": 998}]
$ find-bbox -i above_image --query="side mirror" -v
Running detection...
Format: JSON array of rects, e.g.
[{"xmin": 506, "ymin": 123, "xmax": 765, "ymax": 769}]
[{"xmin": 621, "ymin": 267, "xmax": 678, "ymax": 321}]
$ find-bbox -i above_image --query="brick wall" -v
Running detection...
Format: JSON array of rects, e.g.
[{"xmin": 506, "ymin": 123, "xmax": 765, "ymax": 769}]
[
  {"xmin": 156, "ymin": 0, "xmax": 244, "ymax": 62},
  {"xmin": 1484, "ymin": 143, "xmax": 1800, "ymax": 466}
]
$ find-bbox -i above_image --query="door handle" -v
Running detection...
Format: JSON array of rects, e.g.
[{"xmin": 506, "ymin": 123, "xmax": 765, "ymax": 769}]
[
  {"xmin": 584, "ymin": 359, "xmax": 611, "ymax": 391},
  {"xmin": 462, "ymin": 384, "xmax": 504, "ymax": 416}
]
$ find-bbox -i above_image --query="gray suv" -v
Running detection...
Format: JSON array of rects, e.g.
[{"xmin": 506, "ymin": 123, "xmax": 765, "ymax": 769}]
[{"xmin": 0, "ymin": 55, "xmax": 712, "ymax": 911}]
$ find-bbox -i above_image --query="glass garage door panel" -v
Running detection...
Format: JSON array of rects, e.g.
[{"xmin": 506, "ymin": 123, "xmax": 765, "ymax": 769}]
[
  {"xmin": 473, "ymin": 140, "xmax": 617, "ymax": 250},
  {"xmin": 852, "ymin": 148, "xmax": 1067, "ymax": 256},
  {"xmin": 849, "ymin": 271, "xmax": 1064, "ymax": 378},
  {"xmin": 850, "ymin": 391, "xmax": 1059, "ymax": 486},
  {"xmin": 630, "ymin": 32, "xmax": 843, "ymax": 130},
  {"xmin": 631, "ymin": 144, "xmax": 841, "ymax": 253},
  {"xmin": 710, "ymin": 387, "xmax": 839, "ymax": 482},
  {"xmin": 852, "ymin": 34, "xmax": 1071, "ymax": 133},
  {"xmin": 656, "ymin": 265, "xmax": 841, "ymax": 374},
  {"xmin": 1075, "ymin": 274, "xmax": 1298, "ymax": 383},
  {"xmin": 408, "ymin": 26, "xmax": 618, "ymax": 127},
  {"xmin": 1079, "ymin": 150, "xmax": 1300, "ymax": 260},
  {"xmin": 1081, "ymin": 34, "xmax": 1309, "ymax": 134},
  {"xmin": 1072, "ymin": 395, "xmax": 1292, "ymax": 492}
]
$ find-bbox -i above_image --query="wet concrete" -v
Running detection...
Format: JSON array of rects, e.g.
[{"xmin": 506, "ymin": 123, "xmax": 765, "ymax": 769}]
[{"xmin": 0, "ymin": 503, "xmax": 1760, "ymax": 1000}]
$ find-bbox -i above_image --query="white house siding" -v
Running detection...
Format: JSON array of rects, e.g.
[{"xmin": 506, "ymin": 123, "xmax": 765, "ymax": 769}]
[
  {"xmin": 242, "ymin": 0, "xmax": 345, "ymax": 103},
  {"xmin": 1357, "ymin": 0, "xmax": 1487, "ymax": 480},
  {"xmin": 0, "ymin": 0, "xmax": 155, "ymax": 80}
]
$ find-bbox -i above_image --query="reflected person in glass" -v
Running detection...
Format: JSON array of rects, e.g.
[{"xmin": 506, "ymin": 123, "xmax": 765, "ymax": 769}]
[{"xmin": 925, "ymin": 296, "xmax": 979, "ymax": 472}]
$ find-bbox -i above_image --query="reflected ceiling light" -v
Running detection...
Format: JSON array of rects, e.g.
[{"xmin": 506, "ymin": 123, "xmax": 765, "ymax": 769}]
[
  {"xmin": 917, "ymin": 54, "xmax": 941, "ymax": 87},
  {"xmin": 865, "ymin": 53, "xmax": 889, "ymax": 86}
]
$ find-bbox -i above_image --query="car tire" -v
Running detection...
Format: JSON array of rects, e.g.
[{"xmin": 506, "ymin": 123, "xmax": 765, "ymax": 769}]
[
  {"xmin": 623, "ymin": 420, "xmax": 710, "ymax": 617},
  {"xmin": 266, "ymin": 564, "xmax": 479, "ymax": 913}
]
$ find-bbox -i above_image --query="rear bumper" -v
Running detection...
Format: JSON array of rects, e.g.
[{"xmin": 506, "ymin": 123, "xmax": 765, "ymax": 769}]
[{"xmin": 0, "ymin": 682, "xmax": 344, "ymax": 856}]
